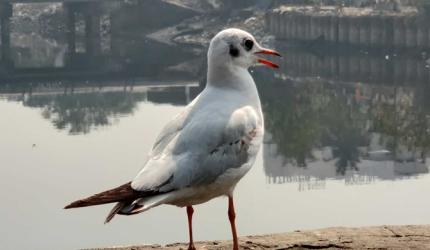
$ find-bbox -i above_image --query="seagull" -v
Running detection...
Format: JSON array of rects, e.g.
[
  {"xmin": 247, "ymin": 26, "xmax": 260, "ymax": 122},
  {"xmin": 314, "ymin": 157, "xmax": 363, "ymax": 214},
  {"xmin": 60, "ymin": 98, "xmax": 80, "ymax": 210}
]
[{"xmin": 64, "ymin": 28, "xmax": 280, "ymax": 250}]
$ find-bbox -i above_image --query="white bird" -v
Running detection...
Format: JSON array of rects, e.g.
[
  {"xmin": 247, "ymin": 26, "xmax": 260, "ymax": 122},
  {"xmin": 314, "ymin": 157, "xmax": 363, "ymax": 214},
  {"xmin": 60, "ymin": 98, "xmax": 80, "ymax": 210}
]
[{"xmin": 65, "ymin": 28, "xmax": 280, "ymax": 250}]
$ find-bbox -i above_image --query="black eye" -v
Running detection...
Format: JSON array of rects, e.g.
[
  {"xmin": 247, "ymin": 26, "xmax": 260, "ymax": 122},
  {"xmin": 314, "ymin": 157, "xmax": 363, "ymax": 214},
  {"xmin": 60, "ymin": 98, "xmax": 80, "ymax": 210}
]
[
  {"xmin": 243, "ymin": 39, "xmax": 254, "ymax": 51},
  {"xmin": 229, "ymin": 44, "xmax": 239, "ymax": 57}
]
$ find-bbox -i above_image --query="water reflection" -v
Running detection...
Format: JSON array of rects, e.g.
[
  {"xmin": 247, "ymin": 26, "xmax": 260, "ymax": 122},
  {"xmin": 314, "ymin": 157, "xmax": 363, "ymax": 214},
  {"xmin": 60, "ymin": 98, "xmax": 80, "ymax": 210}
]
[
  {"xmin": 259, "ymin": 73, "xmax": 430, "ymax": 189},
  {"xmin": 1, "ymin": 2, "xmax": 430, "ymax": 249},
  {"xmin": 8, "ymin": 88, "xmax": 146, "ymax": 134},
  {"xmin": 0, "ymin": 0, "xmax": 429, "ymax": 186},
  {"xmin": 1, "ymin": 81, "xmax": 200, "ymax": 134}
]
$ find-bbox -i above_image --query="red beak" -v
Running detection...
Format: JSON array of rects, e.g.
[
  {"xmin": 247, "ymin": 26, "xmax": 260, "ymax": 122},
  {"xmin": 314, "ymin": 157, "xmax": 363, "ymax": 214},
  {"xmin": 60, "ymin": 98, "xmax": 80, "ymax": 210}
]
[
  {"xmin": 257, "ymin": 58, "xmax": 279, "ymax": 69},
  {"xmin": 255, "ymin": 49, "xmax": 281, "ymax": 57},
  {"xmin": 254, "ymin": 49, "xmax": 281, "ymax": 69}
]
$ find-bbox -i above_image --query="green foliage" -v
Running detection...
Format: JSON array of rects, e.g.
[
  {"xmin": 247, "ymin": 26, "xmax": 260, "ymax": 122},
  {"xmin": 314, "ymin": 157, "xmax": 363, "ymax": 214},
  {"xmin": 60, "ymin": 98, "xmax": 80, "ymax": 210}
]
[
  {"xmin": 259, "ymin": 78, "xmax": 430, "ymax": 175},
  {"xmin": 21, "ymin": 91, "xmax": 147, "ymax": 134}
]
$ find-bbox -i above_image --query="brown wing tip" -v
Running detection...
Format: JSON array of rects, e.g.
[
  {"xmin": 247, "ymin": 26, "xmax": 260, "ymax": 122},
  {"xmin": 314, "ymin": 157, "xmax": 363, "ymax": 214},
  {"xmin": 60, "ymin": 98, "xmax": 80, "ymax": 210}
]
[
  {"xmin": 63, "ymin": 182, "xmax": 135, "ymax": 210},
  {"xmin": 64, "ymin": 200, "xmax": 86, "ymax": 209}
]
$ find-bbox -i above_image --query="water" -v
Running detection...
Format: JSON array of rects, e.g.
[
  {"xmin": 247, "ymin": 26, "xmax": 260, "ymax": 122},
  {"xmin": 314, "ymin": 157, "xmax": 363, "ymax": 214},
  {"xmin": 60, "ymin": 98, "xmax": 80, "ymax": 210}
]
[{"xmin": 1, "ymin": 2, "xmax": 430, "ymax": 250}]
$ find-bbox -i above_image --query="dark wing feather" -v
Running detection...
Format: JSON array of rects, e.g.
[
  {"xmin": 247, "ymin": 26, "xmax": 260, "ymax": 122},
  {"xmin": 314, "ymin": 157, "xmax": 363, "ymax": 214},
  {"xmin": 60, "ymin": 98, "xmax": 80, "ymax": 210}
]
[
  {"xmin": 104, "ymin": 201, "xmax": 129, "ymax": 224},
  {"xmin": 64, "ymin": 182, "xmax": 140, "ymax": 209}
]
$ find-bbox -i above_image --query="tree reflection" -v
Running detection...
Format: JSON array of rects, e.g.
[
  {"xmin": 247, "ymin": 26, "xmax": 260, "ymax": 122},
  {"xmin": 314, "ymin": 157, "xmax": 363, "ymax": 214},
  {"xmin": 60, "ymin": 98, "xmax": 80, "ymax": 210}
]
[
  {"xmin": 259, "ymin": 73, "xmax": 429, "ymax": 178},
  {"xmin": 15, "ymin": 90, "xmax": 146, "ymax": 134},
  {"xmin": 372, "ymin": 86, "xmax": 430, "ymax": 163},
  {"xmin": 261, "ymin": 78, "xmax": 365, "ymax": 173},
  {"xmin": 319, "ymin": 89, "xmax": 365, "ymax": 174},
  {"xmin": 262, "ymin": 80, "xmax": 323, "ymax": 167},
  {"xmin": 3, "ymin": 82, "xmax": 199, "ymax": 134}
]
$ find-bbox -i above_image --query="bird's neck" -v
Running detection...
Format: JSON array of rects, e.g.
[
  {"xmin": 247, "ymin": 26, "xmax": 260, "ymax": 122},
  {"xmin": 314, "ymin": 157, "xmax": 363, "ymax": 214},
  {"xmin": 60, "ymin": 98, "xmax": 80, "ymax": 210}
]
[{"xmin": 207, "ymin": 64, "xmax": 254, "ymax": 91}]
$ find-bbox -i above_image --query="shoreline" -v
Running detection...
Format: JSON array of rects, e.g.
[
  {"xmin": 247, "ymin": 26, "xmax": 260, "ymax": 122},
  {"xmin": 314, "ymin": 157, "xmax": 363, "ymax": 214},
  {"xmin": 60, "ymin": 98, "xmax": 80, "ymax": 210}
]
[{"xmin": 89, "ymin": 225, "xmax": 430, "ymax": 249}]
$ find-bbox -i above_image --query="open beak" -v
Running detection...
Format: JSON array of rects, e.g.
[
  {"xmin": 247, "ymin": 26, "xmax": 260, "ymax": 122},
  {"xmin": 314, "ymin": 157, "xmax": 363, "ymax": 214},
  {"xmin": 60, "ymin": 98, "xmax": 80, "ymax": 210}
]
[{"xmin": 255, "ymin": 48, "xmax": 281, "ymax": 69}]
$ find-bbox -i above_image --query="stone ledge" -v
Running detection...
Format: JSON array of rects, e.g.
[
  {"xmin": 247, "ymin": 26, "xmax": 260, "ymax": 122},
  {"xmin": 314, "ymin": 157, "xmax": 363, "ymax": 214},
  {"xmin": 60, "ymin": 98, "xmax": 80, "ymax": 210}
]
[{"xmin": 89, "ymin": 225, "xmax": 430, "ymax": 250}]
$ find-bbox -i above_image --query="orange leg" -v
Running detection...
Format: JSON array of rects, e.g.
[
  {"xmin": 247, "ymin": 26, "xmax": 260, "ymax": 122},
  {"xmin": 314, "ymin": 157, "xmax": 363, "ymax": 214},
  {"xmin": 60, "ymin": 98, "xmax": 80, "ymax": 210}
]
[
  {"xmin": 186, "ymin": 206, "xmax": 196, "ymax": 250},
  {"xmin": 228, "ymin": 196, "xmax": 239, "ymax": 250}
]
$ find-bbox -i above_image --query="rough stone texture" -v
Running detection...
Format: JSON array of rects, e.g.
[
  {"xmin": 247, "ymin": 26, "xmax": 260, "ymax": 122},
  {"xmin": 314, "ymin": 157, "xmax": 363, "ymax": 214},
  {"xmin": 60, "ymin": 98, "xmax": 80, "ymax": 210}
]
[{"xmin": 89, "ymin": 225, "xmax": 430, "ymax": 250}]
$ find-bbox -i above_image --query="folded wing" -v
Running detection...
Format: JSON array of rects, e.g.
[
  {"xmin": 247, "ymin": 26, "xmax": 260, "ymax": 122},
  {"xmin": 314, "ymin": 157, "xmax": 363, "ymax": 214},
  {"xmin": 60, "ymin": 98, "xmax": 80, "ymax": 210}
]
[{"xmin": 131, "ymin": 105, "xmax": 262, "ymax": 193}]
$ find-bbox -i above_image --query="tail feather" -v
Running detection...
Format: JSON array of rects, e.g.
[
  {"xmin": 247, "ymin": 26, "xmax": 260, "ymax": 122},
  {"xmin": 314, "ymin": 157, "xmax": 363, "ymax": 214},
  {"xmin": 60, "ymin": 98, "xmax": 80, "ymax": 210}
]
[
  {"xmin": 104, "ymin": 202, "xmax": 128, "ymax": 224},
  {"xmin": 64, "ymin": 182, "xmax": 172, "ymax": 223},
  {"xmin": 105, "ymin": 193, "xmax": 172, "ymax": 223},
  {"xmin": 64, "ymin": 182, "xmax": 138, "ymax": 209}
]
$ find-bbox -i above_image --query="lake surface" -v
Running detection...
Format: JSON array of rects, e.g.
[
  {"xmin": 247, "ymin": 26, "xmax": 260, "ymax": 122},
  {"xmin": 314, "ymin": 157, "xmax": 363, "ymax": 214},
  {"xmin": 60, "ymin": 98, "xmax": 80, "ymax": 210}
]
[{"xmin": 1, "ymin": 2, "xmax": 430, "ymax": 250}]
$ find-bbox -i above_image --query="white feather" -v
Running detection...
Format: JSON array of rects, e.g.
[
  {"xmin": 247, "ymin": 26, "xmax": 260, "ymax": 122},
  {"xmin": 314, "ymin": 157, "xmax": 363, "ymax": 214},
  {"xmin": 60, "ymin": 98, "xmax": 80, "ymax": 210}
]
[{"xmin": 130, "ymin": 28, "xmax": 266, "ymax": 207}]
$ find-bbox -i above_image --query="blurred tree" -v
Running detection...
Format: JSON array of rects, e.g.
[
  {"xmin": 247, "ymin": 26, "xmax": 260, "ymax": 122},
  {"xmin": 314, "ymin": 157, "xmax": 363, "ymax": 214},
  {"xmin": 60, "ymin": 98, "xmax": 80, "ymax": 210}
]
[
  {"xmin": 261, "ymin": 80, "xmax": 324, "ymax": 167},
  {"xmin": 260, "ymin": 77, "xmax": 366, "ymax": 171},
  {"xmin": 22, "ymin": 90, "xmax": 146, "ymax": 134},
  {"xmin": 370, "ymin": 86, "xmax": 430, "ymax": 162}
]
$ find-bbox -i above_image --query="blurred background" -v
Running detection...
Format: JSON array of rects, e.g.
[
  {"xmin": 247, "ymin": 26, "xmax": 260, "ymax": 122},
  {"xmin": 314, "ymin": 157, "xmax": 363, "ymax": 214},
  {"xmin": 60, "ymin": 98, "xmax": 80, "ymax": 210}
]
[{"xmin": 0, "ymin": 0, "xmax": 429, "ymax": 249}]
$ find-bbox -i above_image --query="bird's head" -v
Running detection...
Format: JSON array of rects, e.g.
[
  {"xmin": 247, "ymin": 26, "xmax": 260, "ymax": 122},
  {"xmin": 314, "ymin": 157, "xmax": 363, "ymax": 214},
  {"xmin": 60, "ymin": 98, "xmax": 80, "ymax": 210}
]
[{"xmin": 208, "ymin": 28, "xmax": 281, "ymax": 70}]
